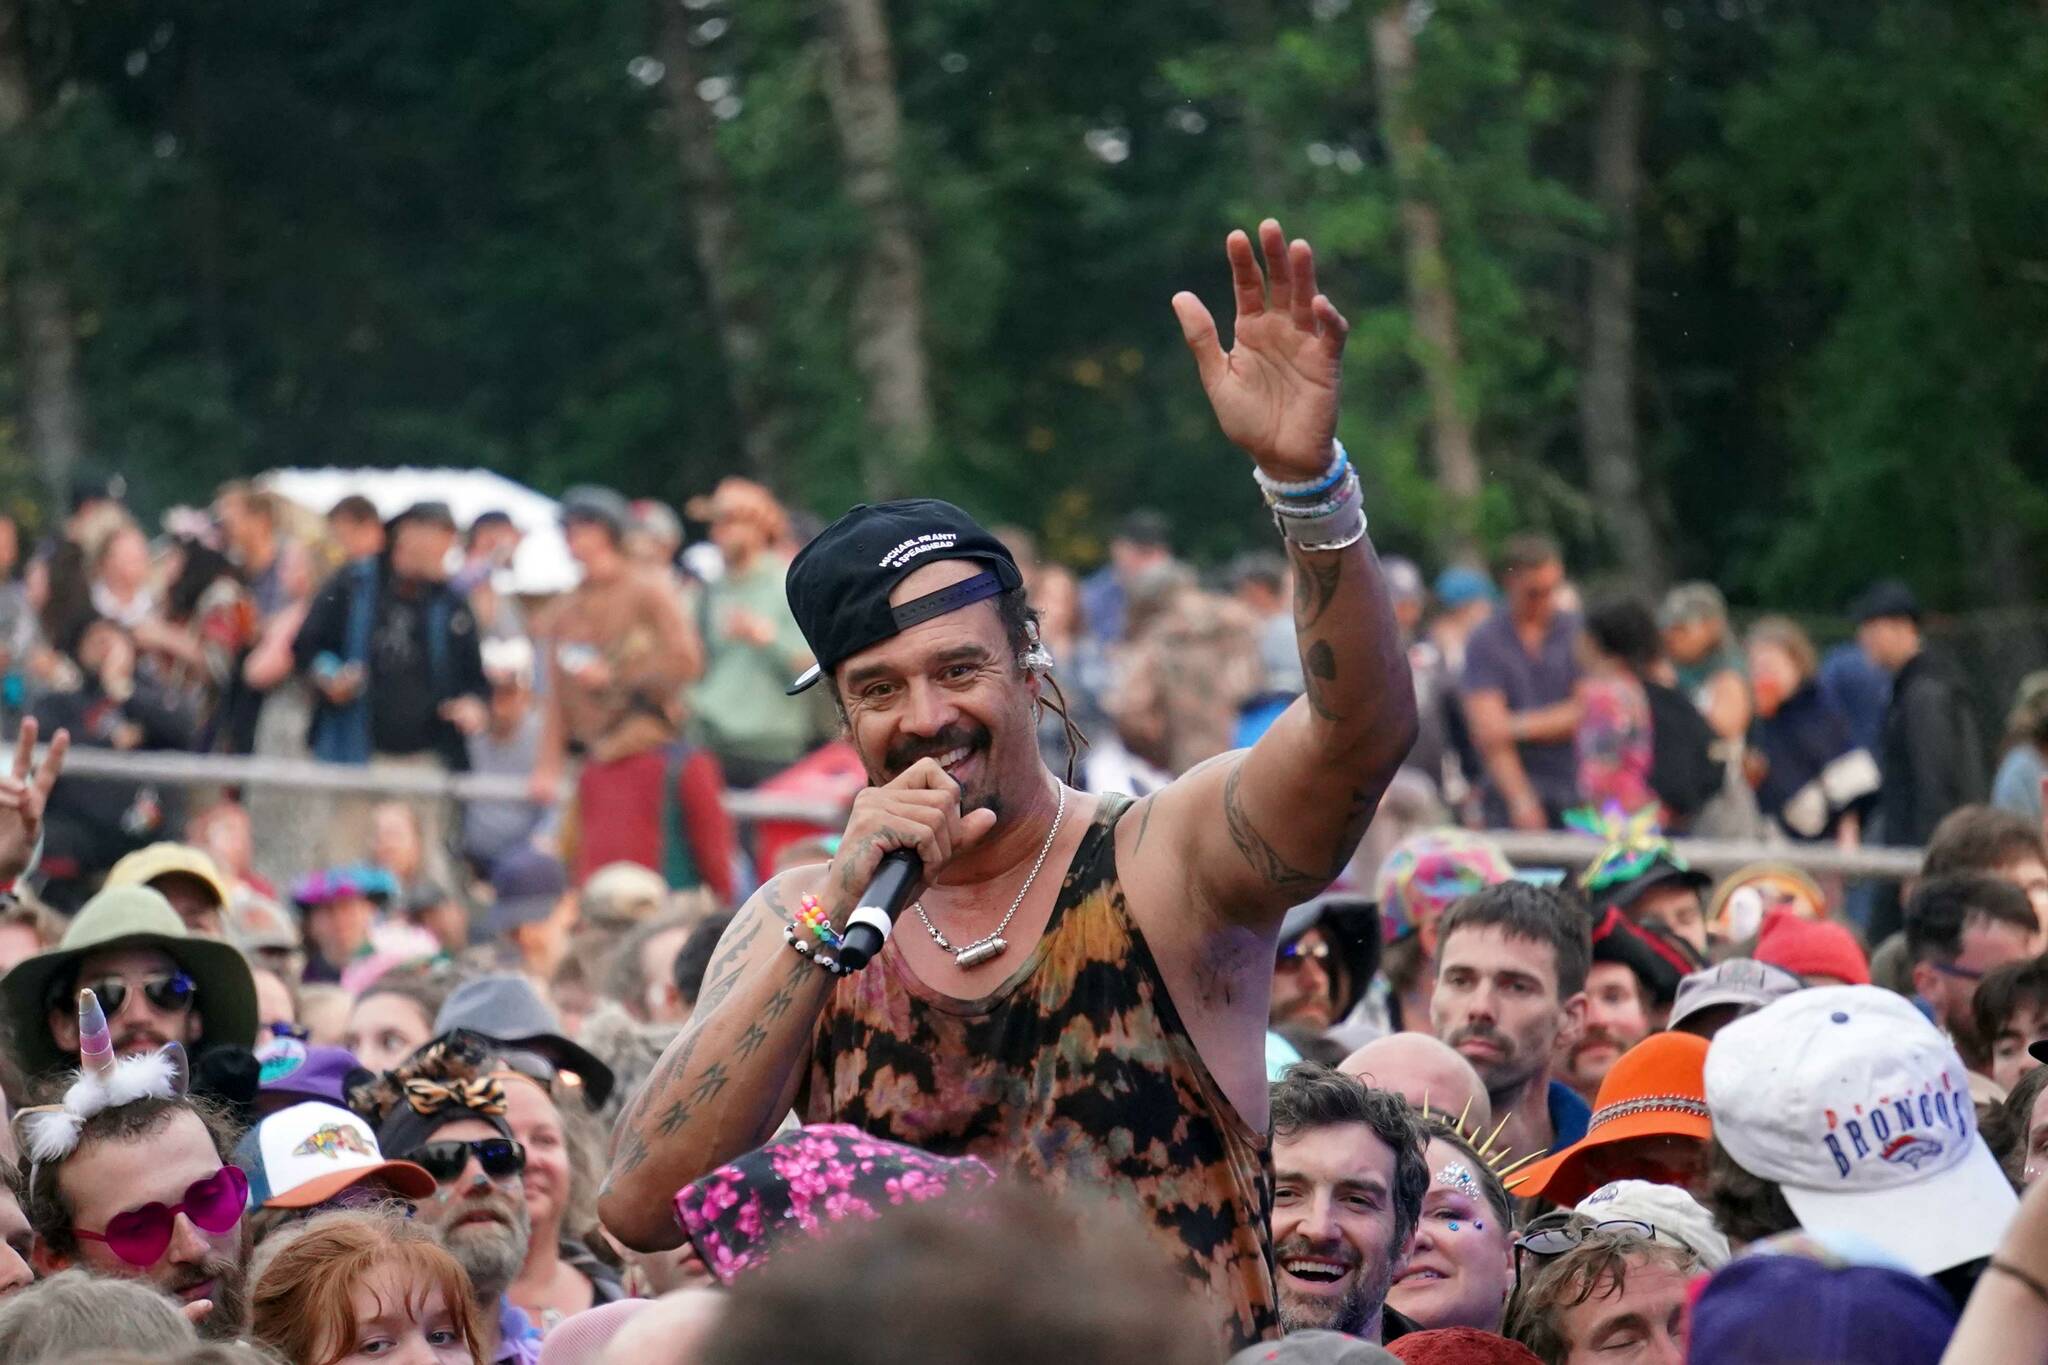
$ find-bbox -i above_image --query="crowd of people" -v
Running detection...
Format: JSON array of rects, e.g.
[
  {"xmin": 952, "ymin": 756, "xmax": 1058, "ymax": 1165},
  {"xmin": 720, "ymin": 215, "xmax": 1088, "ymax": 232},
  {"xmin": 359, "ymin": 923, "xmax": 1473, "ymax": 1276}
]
[{"xmin": 0, "ymin": 219, "xmax": 2036, "ymax": 1365}]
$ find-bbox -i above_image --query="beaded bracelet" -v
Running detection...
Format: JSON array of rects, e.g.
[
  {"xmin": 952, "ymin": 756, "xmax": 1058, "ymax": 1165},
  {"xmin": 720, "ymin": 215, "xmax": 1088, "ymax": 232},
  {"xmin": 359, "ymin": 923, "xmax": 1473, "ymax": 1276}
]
[
  {"xmin": 1268, "ymin": 471, "xmax": 1363, "ymax": 519},
  {"xmin": 784, "ymin": 894, "xmax": 851, "ymax": 975},
  {"xmin": 1255, "ymin": 439, "xmax": 1350, "ymax": 499}
]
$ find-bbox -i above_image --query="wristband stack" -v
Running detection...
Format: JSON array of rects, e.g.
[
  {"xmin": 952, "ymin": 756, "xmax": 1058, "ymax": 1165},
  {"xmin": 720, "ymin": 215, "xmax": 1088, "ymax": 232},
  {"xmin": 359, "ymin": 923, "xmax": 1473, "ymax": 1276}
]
[
  {"xmin": 784, "ymin": 893, "xmax": 853, "ymax": 976},
  {"xmin": 1257, "ymin": 439, "xmax": 1367, "ymax": 552}
]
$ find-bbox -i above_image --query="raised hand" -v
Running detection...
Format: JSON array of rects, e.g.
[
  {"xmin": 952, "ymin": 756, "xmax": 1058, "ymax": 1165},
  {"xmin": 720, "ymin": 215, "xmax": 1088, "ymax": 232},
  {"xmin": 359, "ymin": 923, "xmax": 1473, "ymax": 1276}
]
[
  {"xmin": 0, "ymin": 718, "xmax": 68, "ymax": 885},
  {"xmin": 1172, "ymin": 219, "xmax": 1351, "ymax": 482}
]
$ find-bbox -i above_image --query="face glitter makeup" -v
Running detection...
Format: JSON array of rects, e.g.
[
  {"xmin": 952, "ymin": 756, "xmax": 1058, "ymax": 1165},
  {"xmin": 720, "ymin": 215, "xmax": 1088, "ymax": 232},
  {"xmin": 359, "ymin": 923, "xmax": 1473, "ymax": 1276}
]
[{"xmin": 1435, "ymin": 1160, "xmax": 1481, "ymax": 1200}]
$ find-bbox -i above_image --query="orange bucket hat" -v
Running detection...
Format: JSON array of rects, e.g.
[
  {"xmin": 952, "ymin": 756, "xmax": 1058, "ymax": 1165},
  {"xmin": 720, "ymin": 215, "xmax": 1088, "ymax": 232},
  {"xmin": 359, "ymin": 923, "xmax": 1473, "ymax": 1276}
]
[{"xmin": 1510, "ymin": 1031, "xmax": 1712, "ymax": 1206}]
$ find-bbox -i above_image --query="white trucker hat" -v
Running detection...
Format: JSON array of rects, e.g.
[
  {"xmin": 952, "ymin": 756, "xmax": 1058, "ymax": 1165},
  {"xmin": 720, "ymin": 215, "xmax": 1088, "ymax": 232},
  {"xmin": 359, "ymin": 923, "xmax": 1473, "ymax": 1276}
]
[
  {"xmin": 235, "ymin": 1101, "xmax": 436, "ymax": 1210},
  {"xmin": 1704, "ymin": 985, "xmax": 2016, "ymax": 1276}
]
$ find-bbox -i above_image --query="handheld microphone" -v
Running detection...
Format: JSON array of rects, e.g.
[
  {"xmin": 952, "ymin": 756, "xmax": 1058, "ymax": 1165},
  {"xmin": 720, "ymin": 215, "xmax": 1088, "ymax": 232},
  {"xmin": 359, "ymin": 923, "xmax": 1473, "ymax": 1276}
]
[{"xmin": 837, "ymin": 849, "xmax": 922, "ymax": 971}]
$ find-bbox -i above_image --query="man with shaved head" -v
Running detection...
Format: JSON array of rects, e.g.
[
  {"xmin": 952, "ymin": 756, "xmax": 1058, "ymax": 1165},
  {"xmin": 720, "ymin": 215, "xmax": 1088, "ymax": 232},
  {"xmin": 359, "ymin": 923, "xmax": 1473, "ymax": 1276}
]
[{"xmin": 1340, "ymin": 1031, "xmax": 1492, "ymax": 1133}]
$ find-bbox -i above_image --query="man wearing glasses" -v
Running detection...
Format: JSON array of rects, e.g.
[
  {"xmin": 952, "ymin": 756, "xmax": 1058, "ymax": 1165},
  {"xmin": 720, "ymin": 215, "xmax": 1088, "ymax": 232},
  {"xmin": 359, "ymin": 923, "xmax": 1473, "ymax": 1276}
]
[
  {"xmin": 0, "ymin": 884, "xmax": 258, "ymax": 1079},
  {"xmin": 23, "ymin": 1088, "xmax": 252, "ymax": 1340},
  {"xmin": 1904, "ymin": 875, "xmax": 2036, "ymax": 1068},
  {"xmin": 1506, "ymin": 1223, "xmax": 1698, "ymax": 1364},
  {"xmin": 357, "ymin": 1033, "xmax": 542, "ymax": 1365}
]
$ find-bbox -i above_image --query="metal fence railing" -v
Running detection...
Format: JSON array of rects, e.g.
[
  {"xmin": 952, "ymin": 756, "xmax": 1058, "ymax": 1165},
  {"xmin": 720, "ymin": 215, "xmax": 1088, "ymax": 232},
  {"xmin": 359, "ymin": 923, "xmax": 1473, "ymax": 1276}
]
[{"xmin": 44, "ymin": 747, "xmax": 1928, "ymax": 884}]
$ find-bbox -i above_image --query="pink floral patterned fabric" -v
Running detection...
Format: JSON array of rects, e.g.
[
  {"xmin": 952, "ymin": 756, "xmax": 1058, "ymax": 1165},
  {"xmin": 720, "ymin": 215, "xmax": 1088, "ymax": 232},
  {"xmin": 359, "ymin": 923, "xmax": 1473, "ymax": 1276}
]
[{"xmin": 672, "ymin": 1124, "xmax": 996, "ymax": 1282}]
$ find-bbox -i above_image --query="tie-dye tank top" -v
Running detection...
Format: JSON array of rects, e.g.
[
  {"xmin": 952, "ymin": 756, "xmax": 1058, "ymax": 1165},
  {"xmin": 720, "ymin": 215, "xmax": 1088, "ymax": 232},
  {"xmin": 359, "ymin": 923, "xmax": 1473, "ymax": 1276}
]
[{"xmin": 801, "ymin": 794, "xmax": 1280, "ymax": 1351}]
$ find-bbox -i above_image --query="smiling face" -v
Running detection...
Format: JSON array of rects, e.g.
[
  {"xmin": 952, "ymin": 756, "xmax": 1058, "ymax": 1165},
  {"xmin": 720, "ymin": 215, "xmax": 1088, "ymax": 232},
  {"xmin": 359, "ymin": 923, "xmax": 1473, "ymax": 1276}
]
[
  {"xmin": 1270, "ymin": 1123, "xmax": 1412, "ymax": 1339},
  {"xmin": 51, "ymin": 946, "xmax": 205, "ymax": 1058},
  {"xmin": 1387, "ymin": 1137, "xmax": 1513, "ymax": 1333},
  {"xmin": 501, "ymin": 1076, "xmax": 570, "ymax": 1240},
  {"xmin": 833, "ymin": 560, "xmax": 1040, "ymax": 818}
]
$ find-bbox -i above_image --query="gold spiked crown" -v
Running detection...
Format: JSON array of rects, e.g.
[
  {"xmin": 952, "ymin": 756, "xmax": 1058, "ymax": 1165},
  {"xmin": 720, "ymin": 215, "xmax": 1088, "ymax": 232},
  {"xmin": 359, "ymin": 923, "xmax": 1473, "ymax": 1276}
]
[{"xmin": 1416, "ymin": 1092, "xmax": 1545, "ymax": 1190}]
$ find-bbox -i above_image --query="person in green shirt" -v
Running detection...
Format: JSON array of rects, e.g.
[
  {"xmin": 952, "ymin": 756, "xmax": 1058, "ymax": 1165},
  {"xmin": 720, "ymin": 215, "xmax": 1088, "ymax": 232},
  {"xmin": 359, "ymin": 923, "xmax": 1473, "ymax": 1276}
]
[{"xmin": 687, "ymin": 478, "xmax": 816, "ymax": 785}]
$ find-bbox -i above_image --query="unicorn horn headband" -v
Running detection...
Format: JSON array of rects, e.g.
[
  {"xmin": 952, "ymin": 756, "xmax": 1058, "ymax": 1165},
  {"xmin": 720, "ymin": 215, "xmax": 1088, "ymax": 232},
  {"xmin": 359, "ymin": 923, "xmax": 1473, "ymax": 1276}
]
[{"xmin": 14, "ymin": 989, "xmax": 188, "ymax": 1166}]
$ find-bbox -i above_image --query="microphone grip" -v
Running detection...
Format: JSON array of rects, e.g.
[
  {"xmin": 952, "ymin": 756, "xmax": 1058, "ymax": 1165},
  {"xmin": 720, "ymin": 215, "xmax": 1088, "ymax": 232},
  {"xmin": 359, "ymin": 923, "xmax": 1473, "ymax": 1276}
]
[{"xmin": 837, "ymin": 849, "xmax": 922, "ymax": 971}]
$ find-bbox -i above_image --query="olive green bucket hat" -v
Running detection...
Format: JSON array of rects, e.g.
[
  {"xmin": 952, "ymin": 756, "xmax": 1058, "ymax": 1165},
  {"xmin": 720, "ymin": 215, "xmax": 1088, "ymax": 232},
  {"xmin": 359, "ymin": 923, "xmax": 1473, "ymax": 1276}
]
[{"xmin": 0, "ymin": 884, "xmax": 258, "ymax": 1076}]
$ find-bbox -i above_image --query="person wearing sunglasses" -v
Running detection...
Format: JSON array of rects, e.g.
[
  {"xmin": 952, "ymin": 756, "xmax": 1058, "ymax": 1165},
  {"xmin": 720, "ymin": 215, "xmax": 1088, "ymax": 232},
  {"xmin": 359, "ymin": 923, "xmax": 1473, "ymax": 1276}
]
[
  {"xmin": 0, "ymin": 883, "xmax": 258, "ymax": 1080},
  {"xmin": 1904, "ymin": 875, "xmax": 2035, "ymax": 1072},
  {"xmin": 1269, "ymin": 896, "xmax": 1379, "ymax": 1038},
  {"xmin": 356, "ymin": 1034, "xmax": 541, "ymax": 1365},
  {"xmin": 1505, "ymin": 1224, "xmax": 1698, "ymax": 1365},
  {"xmin": 22, "ymin": 1089, "xmax": 253, "ymax": 1341}
]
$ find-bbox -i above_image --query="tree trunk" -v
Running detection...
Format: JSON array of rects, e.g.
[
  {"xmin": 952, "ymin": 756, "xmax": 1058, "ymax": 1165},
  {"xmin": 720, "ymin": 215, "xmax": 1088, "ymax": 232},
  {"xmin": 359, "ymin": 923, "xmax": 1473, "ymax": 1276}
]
[
  {"xmin": 1577, "ymin": 1, "xmax": 1667, "ymax": 588},
  {"xmin": 1222, "ymin": 0, "xmax": 1286, "ymax": 204},
  {"xmin": 176, "ymin": 13, "xmax": 235, "ymax": 399},
  {"xmin": 653, "ymin": 0, "xmax": 788, "ymax": 482},
  {"xmin": 0, "ymin": 0, "xmax": 87, "ymax": 510},
  {"xmin": 821, "ymin": 0, "xmax": 933, "ymax": 500},
  {"xmin": 1370, "ymin": 3, "xmax": 1482, "ymax": 565}
]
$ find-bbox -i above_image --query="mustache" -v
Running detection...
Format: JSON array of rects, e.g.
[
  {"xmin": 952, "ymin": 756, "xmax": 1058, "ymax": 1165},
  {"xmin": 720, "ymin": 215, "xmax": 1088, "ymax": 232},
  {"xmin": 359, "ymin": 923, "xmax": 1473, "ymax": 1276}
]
[
  {"xmin": 1449, "ymin": 1025, "xmax": 1513, "ymax": 1055},
  {"xmin": 1574, "ymin": 1026, "xmax": 1624, "ymax": 1055},
  {"xmin": 450, "ymin": 1190, "xmax": 524, "ymax": 1226},
  {"xmin": 162, "ymin": 1257, "xmax": 238, "ymax": 1296},
  {"xmin": 884, "ymin": 723, "xmax": 989, "ymax": 776},
  {"xmin": 1273, "ymin": 1235, "xmax": 1360, "ymax": 1269},
  {"xmin": 113, "ymin": 1028, "xmax": 172, "ymax": 1052}
]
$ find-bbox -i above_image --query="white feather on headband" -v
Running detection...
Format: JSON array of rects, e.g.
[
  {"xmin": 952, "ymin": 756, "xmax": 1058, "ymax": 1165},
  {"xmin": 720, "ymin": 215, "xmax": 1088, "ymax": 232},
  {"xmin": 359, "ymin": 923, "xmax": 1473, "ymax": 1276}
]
[{"xmin": 16, "ymin": 1044, "xmax": 186, "ymax": 1166}]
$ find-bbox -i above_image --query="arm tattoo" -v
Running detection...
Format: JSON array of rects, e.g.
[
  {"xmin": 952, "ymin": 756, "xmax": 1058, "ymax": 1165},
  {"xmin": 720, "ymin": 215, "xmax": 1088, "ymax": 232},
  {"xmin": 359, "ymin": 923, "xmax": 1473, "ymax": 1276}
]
[
  {"xmin": 760, "ymin": 963, "xmax": 806, "ymax": 1022},
  {"xmin": 1302, "ymin": 639, "xmax": 1343, "ymax": 722},
  {"xmin": 1291, "ymin": 550, "xmax": 1344, "ymax": 629},
  {"xmin": 1222, "ymin": 761, "xmax": 1327, "ymax": 894},
  {"xmin": 688, "ymin": 1061, "xmax": 731, "ymax": 1106},
  {"xmin": 734, "ymin": 1022, "xmax": 770, "ymax": 1060},
  {"xmin": 1129, "ymin": 796, "xmax": 1158, "ymax": 853}
]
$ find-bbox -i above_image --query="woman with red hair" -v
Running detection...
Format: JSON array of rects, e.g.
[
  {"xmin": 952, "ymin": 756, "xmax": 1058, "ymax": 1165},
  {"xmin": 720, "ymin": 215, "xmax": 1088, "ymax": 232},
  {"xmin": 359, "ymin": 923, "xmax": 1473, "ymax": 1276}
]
[{"xmin": 249, "ymin": 1208, "xmax": 482, "ymax": 1365}]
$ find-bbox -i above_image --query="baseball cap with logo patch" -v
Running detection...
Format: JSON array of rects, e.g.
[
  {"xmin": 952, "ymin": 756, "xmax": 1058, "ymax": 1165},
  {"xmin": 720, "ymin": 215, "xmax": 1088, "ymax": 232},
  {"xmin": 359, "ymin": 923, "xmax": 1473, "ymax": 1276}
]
[
  {"xmin": 1704, "ymin": 984, "xmax": 2016, "ymax": 1276},
  {"xmin": 782, "ymin": 500, "xmax": 1023, "ymax": 695},
  {"xmin": 234, "ymin": 1100, "xmax": 437, "ymax": 1210}
]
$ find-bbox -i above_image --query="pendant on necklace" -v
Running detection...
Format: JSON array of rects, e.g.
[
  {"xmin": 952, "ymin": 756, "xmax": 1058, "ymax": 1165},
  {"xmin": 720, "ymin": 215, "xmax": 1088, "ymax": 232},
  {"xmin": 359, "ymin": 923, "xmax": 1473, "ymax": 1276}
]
[{"xmin": 955, "ymin": 938, "xmax": 1007, "ymax": 968}]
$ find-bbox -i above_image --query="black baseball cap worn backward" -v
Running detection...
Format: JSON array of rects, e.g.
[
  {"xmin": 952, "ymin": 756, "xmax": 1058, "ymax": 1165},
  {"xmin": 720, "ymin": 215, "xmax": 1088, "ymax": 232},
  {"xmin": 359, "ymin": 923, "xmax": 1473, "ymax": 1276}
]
[{"xmin": 784, "ymin": 499, "xmax": 1023, "ymax": 695}]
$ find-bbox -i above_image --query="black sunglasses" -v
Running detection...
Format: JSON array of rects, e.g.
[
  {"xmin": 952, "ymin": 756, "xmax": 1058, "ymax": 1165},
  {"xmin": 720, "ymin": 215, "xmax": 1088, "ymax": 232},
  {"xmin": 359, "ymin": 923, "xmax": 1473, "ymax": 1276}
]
[
  {"xmin": 62, "ymin": 971, "xmax": 197, "ymax": 1019},
  {"xmin": 1512, "ymin": 1215, "xmax": 1656, "ymax": 1284},
  {"xmin": 405, "ymin": 1138, "xmax": 526, "ymax": 1184}
]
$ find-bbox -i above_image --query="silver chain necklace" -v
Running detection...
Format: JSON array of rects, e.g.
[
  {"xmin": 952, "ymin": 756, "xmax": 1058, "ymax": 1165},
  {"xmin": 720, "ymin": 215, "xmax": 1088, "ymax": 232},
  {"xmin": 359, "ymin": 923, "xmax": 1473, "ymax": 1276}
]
[{"xmin": 913, "ymin": 784, "xmax": 1066, "ymax": 968}]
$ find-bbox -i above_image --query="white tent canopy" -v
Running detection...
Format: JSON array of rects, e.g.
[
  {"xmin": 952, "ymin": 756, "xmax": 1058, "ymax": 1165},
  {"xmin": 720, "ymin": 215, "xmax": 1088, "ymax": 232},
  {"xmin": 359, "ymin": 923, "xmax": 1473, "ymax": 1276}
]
[{"xmin": 260, "ymin": 466, "xmax": 580, "ymax": 595}]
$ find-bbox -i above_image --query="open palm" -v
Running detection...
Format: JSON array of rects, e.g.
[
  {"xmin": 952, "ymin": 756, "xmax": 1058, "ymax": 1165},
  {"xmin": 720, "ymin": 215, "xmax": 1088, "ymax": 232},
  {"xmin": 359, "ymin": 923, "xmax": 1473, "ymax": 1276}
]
[{"xmin": 1173, "ymin": 219, "xmax": 1350, "ymax": 481}]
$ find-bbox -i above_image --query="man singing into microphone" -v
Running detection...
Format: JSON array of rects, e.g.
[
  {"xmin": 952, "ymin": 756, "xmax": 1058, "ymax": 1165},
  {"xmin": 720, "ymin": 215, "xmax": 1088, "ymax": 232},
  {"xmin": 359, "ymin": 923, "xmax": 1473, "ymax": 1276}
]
[{"xmin": 599, "ymin": 221, "xmax": 1418, "ymax": 1351}]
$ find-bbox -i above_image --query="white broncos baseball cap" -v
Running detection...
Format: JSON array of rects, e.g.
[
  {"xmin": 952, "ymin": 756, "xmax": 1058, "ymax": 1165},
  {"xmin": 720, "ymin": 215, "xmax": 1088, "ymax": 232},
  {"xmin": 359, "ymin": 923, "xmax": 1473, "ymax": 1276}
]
[{"xmin": 1705, "ymin": 984, "xmax": 2016, "ymax": 1276}]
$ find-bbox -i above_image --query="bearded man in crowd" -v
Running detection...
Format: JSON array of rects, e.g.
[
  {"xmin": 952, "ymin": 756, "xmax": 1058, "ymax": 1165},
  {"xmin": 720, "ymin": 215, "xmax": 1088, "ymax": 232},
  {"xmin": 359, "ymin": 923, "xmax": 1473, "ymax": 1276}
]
[{"xmin": 601, "ymin": 220, "xmax": 1419, "ymax": 1353}]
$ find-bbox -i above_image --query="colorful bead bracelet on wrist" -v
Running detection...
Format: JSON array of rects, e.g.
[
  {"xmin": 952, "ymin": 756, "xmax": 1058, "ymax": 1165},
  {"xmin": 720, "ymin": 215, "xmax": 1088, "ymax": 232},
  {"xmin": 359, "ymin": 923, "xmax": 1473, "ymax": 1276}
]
[
  {"xmin": 784, "ymin": 893, "xmax": 851, "ymax": 975},
  {"xmin": 1255, "ymin": 439, "xmax": 1352, "ymax": 499}
]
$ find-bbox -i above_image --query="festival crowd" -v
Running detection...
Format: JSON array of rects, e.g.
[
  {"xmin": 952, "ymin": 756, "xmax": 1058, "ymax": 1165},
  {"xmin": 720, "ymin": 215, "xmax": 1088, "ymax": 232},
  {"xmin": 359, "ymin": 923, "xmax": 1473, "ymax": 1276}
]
[{"xmin": 0, "ymin": 221, "xmax": 2038, "ymax": 1365}]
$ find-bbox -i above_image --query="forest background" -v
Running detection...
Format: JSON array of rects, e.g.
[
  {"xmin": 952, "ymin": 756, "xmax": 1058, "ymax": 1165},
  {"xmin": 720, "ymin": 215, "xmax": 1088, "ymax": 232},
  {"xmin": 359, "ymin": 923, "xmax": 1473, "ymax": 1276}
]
[{"xmin": 1, "ymin": 0, "xmax": 2044, "ymax": 623}]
